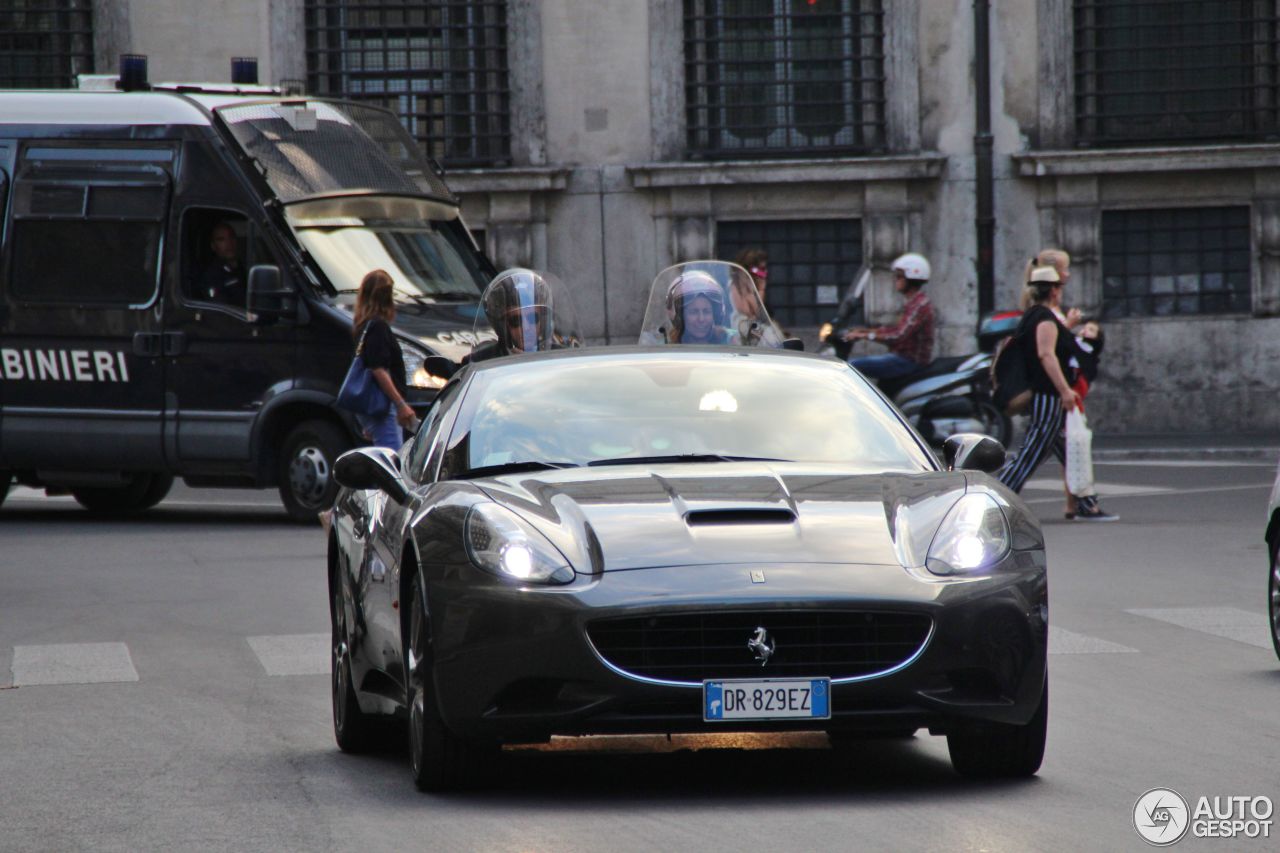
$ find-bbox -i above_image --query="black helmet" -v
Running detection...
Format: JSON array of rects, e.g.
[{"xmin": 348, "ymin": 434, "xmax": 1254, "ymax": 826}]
[{"xmin": 483, "ymin": 269, "xmax": 553, "ymax": 354}]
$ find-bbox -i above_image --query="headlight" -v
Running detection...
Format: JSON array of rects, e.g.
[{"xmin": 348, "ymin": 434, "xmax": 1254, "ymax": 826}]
[
  {"xmin": 464, "ymin": 503, "xmax": 574, "ymax": 584},
  {"xmin": 925, "ymin": 493, "xmax": 1010, "ymax": 576},
  {"xmin": 402, "ymin": 345, "xmax": 448, "ymax": 390}
]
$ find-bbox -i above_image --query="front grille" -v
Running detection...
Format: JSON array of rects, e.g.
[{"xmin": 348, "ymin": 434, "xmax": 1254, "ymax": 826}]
[{"xmin": 587, "ymin": 611, "xmax": 932, "ymax": 685}]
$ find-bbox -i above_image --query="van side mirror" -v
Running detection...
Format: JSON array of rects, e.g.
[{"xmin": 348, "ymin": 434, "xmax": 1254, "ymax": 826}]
[
  {"xmin": 247, "ymin": 264, "xmax": 295, "ymax": 321},
  {"xmin": 334, "ymin": 447, "xmax": 408, "ymax": 503},
  {"xmin": 942, "ymin": 433, "xmax": 1005, "ymax": 473}
]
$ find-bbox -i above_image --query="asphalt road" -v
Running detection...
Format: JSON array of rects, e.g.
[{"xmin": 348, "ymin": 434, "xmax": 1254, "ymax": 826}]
[{"xmin": 1, "ymin": 460, "xmax": 1278, "ymax": 852}]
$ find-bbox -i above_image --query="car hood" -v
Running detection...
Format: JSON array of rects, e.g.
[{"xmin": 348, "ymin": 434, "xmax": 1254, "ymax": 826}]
[{"xmin": 475, "ymin": 463, "xmax": 969, "ymax": 572}]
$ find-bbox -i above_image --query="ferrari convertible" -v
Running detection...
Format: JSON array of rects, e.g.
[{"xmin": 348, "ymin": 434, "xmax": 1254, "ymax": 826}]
[{"xmin": 328, "ymin": 346, "xmax": 1048, "ymax": 790}]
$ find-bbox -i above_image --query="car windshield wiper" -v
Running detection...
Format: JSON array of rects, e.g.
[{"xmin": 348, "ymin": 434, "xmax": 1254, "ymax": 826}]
[
  {"xmin": 587, "ymin": 454, "xmax": 788, "ymax": 467},
  {"xmin": 463, "ymin": 460, "xmax": 581, "ymax": 479}
]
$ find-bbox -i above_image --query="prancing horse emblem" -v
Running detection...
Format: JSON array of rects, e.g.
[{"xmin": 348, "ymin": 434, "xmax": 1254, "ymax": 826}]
[{"xmin": 747, "ymin": 627, "xmax": 775, "ymax": 666}]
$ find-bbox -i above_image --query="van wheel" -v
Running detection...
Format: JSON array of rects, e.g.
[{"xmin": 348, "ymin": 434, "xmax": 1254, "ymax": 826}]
[
  {"xmin": 72, "ymin": 473, "xmax": 170, "ymax": 514},
  {"xmin": 279, "ymin": 420, "xmax": 348, "ymax": 524}
]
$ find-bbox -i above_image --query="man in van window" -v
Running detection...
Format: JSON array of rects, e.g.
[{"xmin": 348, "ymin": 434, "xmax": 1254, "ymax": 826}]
[{"xmin": 197, "ymin": 221, "xmax": 247, "ymax": 309}]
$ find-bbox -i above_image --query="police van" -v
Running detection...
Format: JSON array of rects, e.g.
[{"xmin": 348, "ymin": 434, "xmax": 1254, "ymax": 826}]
[{"xmin": 0, "ymin": 62, "xmax": 494, "ymax": 521}]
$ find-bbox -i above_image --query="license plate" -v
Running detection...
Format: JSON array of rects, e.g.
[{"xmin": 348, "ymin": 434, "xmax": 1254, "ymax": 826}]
[{"xmin": 703, "ymin": 678, "xmax": 831, "ymax": 722}]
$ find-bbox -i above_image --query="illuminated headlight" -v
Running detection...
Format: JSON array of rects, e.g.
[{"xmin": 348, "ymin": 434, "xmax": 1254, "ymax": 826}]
[
  {"xmin": 402, "ymin": 345, "xmax": 448, "ymax": 390},
  {"xmin": 925, "ymin": 494, "xmax": 1010, "ymax": 576},
  {"xmin": 464, "ymin": 503, "xmax": 574, "ymax": 584}
]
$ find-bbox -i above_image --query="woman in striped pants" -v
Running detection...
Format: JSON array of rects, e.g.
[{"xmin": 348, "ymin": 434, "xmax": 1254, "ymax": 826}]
[{"xmin": 998, "ymin": 266, "xmax": 1082, "ymax": 493}]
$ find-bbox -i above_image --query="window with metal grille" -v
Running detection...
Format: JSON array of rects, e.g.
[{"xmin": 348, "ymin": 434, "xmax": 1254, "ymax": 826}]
[
  {"xmin": 305, "ymin": 0, "xmax": 511, "ymax": 168},
  {"xmin": 1101, "ymin": 207, "xmax": 1252, "ymax": 318},
  {"xmin": 1074, "ymin": 0, "xmax": 1280, "ymax": 146},
  {"xmin": 684, "ymin": 0, "xmax": 886, "ymax": 159},
  {"xmin": 717, "ymin": 219, "xmax": 862, "ymax": 328},
  {"xmin": 0, "ymin": 0, "xmax": 93, "ymax": 89}
]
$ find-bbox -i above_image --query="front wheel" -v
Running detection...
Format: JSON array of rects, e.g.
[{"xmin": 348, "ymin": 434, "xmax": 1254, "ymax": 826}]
[
  {"xmin": 1269, "ymin": 538, "xmax": 1280, "ymax": 662},
  {"xmin": 331, "ymin": 558, "xmax": 378, "ymax": 752},
  {"xmin": 72, "ymin": 473, "xmax": 172, "ymax": 514},
  {"xmin": 0, "ymin": 472, "xmax": 11, "ymax": 508},
  {"xmin": 278, "ymin": 420, "xmax": 349, "ymax": 524},
  {"xmin": 947, "ymin": 682, "xmax": 1047, "ymax": 778}
]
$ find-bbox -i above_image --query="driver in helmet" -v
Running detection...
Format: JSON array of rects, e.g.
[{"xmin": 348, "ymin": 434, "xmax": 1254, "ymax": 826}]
[
  {"xmin": 471, "ymin": 269, "xmax": 554, "ymax": 362},
  {"xmin": 844, "ymin": 252, "xmax": 936, "ymax": 380},
  {"xmin": 665, "ymin": 270, "xmax": 738, "ymax": 346}
]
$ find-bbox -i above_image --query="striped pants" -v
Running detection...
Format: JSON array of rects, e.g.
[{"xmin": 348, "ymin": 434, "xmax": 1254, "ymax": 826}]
[{"xmin": 998, "ymin": 392, "xmax": 1066, "ymax": 493}]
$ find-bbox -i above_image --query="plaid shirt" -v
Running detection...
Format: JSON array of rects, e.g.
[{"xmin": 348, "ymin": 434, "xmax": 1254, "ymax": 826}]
[{"xmin": 873, "ymin": 289, "xmax": 934, "ymax": 364}]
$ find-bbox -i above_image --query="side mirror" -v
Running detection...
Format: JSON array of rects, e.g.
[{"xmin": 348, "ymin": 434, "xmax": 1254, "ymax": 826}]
[
  {"xmin": 334, "ymin": 447, "xmax": 408, "ymax": 503},
  {"xmin": 424, "ymin": 355, "xmax": 456, "ymax": 381},
  {"xmin": 782, "ymin": 337, "xmax": 805, "ymax": 351},
  {"xmin": 247, "ymin": 264, "xmax": 295, "ymax": 321},
  {"xmin": 942, "ymin": 433, "xmax": 1005, "ymax": 473}
]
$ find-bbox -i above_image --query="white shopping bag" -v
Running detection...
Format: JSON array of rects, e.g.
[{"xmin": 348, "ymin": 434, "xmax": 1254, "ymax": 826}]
[{"xmin": 1064, "ymin": 409, "xmax": 1095, "ymax": 497}]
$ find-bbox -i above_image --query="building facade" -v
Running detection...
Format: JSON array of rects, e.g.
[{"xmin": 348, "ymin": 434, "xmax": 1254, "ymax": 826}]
[{"xmin": 5, "ymin": 0, "xmax": 1280, "ymax": 433}]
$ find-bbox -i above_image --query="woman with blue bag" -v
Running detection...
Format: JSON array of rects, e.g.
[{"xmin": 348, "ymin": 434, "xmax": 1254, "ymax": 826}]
[{"xmin": 347, "ymin": 269, "xmax": 417, "ymax": 449}]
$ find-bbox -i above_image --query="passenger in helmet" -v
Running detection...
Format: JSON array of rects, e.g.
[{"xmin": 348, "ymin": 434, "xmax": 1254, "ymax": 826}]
[
  {"xmin": 845, "ymin": 252, "xmax": 936, "ymax": 381},
  {"xmin": 666, "ymin": 271, "xmax": 738, "ymax": 346},
  {"xmin": 472, "ymin": 269, "xmax": 555, "ymax": 362}
]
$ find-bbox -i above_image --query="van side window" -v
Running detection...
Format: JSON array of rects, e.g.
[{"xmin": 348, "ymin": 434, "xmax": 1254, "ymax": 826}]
[
  {"xmin": 10, "ymin": 167, "xmax": 169, "ymax": 306},
  {"xmin": 183, "ymin": 210, "xmax": 250, "ymax": 310}
]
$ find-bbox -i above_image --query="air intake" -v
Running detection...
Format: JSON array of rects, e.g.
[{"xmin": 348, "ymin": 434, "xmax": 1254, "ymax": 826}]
[{"xmin": 685, "ymin": 508, "xmax": 795, "ymax": 526}]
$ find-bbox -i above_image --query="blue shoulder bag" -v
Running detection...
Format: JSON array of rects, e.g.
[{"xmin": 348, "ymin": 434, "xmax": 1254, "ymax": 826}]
[{"xmin": 336, "ymin": 325, "xmax": 391, "ymax": 416}]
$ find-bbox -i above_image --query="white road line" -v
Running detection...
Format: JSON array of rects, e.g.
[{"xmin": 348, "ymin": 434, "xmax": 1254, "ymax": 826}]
[
  {"xmin": 247, "ymin": 633, "xmax": 328, "ymax": 676},
  {"xmin": 1096, "ymin": 460, "xmax": 1277, "ymax": 468},
  {"xmin": 1022, "ymin": 481, "xmax": 1270, "ymax": 505},
  {"xmin": 1048, "ymin": 626, "xmax": 1138, "ymax": 655},
  {"xmin": 1023, "ymin": 479, "xmax": 1172, "ymax": 496},
  {"xmin": 11, "ymin": 642, "xmax": 139, "ymax": 686},
  {"xmin": 1126, "ymin": 607, "xmax": 1272, "ymax": 650}
]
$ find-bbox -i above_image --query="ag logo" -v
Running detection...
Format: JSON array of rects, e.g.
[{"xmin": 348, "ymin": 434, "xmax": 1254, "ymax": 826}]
[{"xmin": 1134, "ymin": 788, "xmax": 1190, "ymax": 846}]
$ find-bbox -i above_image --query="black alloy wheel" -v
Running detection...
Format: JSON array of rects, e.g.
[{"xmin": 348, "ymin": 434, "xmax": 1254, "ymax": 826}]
[
  {"xmin": 331, "ymin": 559, "xmax": 377, "ymax": 752},
  {"xmin": 947, "ymin": 681, "xmax": 1048, "ymax": 779},
  {"xmin": 278, "ymin": 420, "xmax": 349, "ymax": 524},
  {"xmin": 406, "ymin": 572, "xmax": 489, "ymax": 791},
  {"xmin": 72, "ymin": 473, "xmax": 173, "ymax": 514},
  {"xmin": 1270, "ymin": 538, "xmax": 1280, "ymax": 662}
]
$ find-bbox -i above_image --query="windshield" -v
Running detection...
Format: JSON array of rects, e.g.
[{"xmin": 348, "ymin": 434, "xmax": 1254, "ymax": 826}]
[
  {"xmin": 297, "ymin": 220, "xmax": 489, "ymax": 303},
  {"xmin": 639, "ymin": 261, "xmax": 784, "ymax": 348},
  {"xmin": 446, "ymin": 353, "xmax": 933, "ymax": 476}
]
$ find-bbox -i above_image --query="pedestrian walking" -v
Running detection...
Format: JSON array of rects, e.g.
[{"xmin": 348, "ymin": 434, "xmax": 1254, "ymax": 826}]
[{"xmin": 352, "ymin": 269, "xmax": 418, "ymax": 450}]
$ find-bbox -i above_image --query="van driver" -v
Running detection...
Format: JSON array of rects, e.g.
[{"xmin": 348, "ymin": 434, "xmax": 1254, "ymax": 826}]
[{"xmin": 197, "ymin": 221, "xmax": 247, "ymax": 308}]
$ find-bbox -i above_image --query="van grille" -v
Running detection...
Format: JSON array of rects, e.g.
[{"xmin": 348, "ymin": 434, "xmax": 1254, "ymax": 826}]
[{"xmin": 587, "ymin": 611, "xmax": 932, "ymax": 685}]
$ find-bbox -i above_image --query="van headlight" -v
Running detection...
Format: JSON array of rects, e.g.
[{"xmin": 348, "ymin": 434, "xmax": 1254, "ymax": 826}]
[
  {"xmin": 925, "ymin": 494, "xmax": 1010, "ymax": 576},
  {"xmin": 402, "ymin": 344, "xmax": 447, "ymax": 390},
  {"xmin": 464, "ymin": 503, "xmax": 574, "ymax": 584}
]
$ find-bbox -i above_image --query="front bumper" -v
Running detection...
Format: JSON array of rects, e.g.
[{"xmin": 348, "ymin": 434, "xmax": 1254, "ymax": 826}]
[{"xmin": 426, "ymin": 556, "xmax": 1047, "ymax": 743}]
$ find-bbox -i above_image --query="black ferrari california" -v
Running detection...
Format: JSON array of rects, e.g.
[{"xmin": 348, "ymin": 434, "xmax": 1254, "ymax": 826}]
[{"xmin": 328, "ymin": 346, "xmax": 1048, "ymax": 790}]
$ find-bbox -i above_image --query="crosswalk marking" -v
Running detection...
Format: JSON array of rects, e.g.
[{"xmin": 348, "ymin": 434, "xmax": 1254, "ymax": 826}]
[
  {"xmin": 1048, "ymin": 626, "xmax": 1138, "ymax": 655},
  {"xmin": 1126, "ymin": 607, "xmax": 1272, "ymax": 650},
  {"xmin": 11, "ymin": 642, "xmax": 139, "ymax": 686},
  {"xmin": 1023, "ymin": 479, "xmax": 1172, "ymax": 496},
  {"xmin": 247, "ymin": 633, "xmax": 329, "ymax": 676}
]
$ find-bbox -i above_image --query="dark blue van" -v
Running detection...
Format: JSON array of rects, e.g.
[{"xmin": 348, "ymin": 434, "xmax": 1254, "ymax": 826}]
[{"xmin": 0, "ymin": 83, "xmax": 494, "ymax": 521}]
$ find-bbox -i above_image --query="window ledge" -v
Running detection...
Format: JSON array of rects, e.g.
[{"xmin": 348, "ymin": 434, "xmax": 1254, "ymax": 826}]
[
  {"xmin": 627, "ymin": 154, "xmax": 947, "ymax": 188},
  {"xmin": 1015, "ymin": 144, "xmax": 1280, "ymax": 178},
  {"xmin": 441, "ymin": 166, "xmax": 571, "ymax": 195}
]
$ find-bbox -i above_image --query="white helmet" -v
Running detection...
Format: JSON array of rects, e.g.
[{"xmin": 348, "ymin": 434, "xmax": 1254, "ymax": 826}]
[{"xmin": 891, "ymin": 252, "xmax": 931, "ymax": 283}]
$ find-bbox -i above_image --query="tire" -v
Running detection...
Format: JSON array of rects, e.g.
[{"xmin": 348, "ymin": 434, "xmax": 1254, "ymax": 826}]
[
  {"xmin": 406, "ymin": 572, "xmax": 491, "ymax": 791},
  {"xmin": 1269, "ymin": 538, "xmax": 1280, "ymax": 662},
  {"xmin": 72, "ymin": 473, "xmax": 167, "ymax": 514},
  {"xmin": 278, "ymin": 420, "xmax": 349, "ymax": 524},
  {"xmin": 0, "ymin": 472, "xmax": 11, "ymax": 508},
  {"xmin": 947, "ymin": 682, "xmax": 1047, "ymax": 779},
  {"xmin": 331, "ymin": 555, "xmax": 378, "ymax": 753},
  {"xmin": 974, "ymin": 399, "xmax": 1014, "ymax": 447}
]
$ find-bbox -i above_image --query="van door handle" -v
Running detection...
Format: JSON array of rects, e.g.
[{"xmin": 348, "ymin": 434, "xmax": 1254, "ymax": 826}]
[
  {"xmin": 162, "ymin": 332, "xmax": 187, "ymax": 356},
  {"xmin": 132, "ymin": 332, "xmax": 162, "ymax": 357}
]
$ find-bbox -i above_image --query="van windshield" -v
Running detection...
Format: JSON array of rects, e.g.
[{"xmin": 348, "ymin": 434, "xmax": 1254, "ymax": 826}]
[{"xmin": 297, "ymin": 220, "xmax": 488, "ymax": 303}]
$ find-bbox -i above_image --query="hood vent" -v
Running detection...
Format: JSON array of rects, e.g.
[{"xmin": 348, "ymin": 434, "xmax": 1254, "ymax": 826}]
[{"xmin": 685, "ymin": 508, "xmax": 796, "ymax": 526}]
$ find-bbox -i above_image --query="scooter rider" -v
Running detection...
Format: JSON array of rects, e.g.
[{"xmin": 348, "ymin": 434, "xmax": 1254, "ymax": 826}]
[
  {"xmin": 844, "ymin": 253, "xmax": 936, "ymax": 381},
  {"xmin": 469, "ymin": 269, "xmax": 555, "ymax": 362}
]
